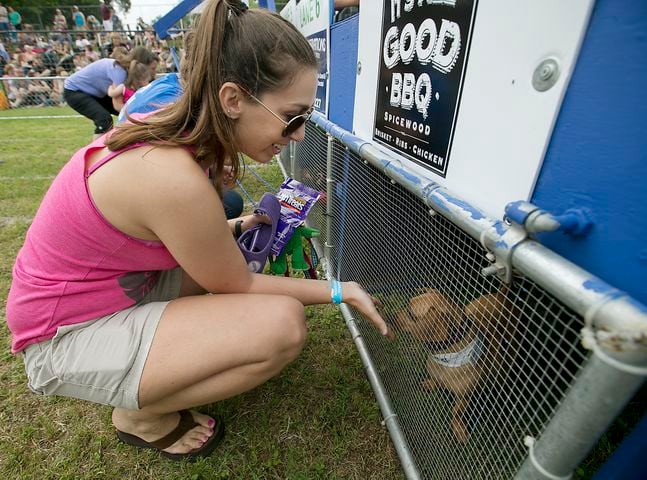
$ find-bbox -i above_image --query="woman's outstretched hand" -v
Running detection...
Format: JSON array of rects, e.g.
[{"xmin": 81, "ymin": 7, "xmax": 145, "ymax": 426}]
[{"xmin": 342, "ymin": 282, "xmax": 393, "ymax": 339}]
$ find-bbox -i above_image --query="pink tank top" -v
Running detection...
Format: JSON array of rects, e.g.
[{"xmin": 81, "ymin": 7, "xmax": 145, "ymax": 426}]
[{"xmin": 6, "ymin": 137, "xmax": 179, "ymax": 353}]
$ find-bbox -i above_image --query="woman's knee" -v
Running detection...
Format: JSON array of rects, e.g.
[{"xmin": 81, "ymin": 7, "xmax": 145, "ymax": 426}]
[{"xmin": 266, "ymin": 297, "xmax": 307, "ymax": 358}]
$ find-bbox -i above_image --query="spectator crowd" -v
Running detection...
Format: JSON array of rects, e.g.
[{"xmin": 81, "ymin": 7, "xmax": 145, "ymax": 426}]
[{"xmin": 0, "ymin": 2, "xmax": 182, "ymax": 110}]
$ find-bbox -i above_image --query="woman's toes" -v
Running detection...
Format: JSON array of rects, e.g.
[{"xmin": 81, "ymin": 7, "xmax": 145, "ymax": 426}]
[
  {"xmin": 190, "ymin": 410, "xmax": 215, "ymax": 428},
  {"xmin": 189, "ymin": 425, "xmax": 214, "ymax": 443},
  {"xmin": 162, "ymin": 412, "xmax": 217, "ymax": 454},
  {"xmin": 187, "ymin": 434, "xmax": 207, "ymax": 449},
  {"xmin": 169, "ymin": 429, "xmax": 206, "ymax": 452}
]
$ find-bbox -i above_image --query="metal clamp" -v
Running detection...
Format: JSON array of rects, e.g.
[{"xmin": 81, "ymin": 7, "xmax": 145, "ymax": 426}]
[
  {"xmin": 523, "ymin": 436, "xmax": 573, "ymax": 480},
  {"xmin": 479, "ymin": 221, "xmax": 527, "ymax": 284},
  {"xmin": 581, "ymin": 294, "xmax": 647, "ymax": 376}
]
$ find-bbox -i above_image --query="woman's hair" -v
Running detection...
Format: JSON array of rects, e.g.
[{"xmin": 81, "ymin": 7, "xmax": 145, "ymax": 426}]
[
  {"xmin": 111, "ymin": 46, "xmax": 157, "ymax": 71},
  {"xmin": 110, "ymin": 46, "xmax": 129, "ymax": 61},
  {"xmin": 105, "ymin": 0, "xmax": 317, "ymax": 192},
  {"xmin": 125, "ymin": 60, "xmax": 150, "ymax": 90}
]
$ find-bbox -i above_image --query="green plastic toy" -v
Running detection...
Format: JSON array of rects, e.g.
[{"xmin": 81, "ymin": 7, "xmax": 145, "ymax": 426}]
[{"xmin": 270, "ymin": 225, "xmax": 320, "ymax": 276}]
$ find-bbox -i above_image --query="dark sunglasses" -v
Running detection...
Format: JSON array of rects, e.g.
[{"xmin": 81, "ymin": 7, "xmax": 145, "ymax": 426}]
[{"xmin": 238, "ymin": 85, "xmax": 314, "ymax": 137}]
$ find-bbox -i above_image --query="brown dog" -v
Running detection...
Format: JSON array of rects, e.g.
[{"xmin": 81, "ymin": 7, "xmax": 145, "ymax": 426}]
[{"xmin": 397, "ymin": 288, "xmax": 518, "ymax": 442}]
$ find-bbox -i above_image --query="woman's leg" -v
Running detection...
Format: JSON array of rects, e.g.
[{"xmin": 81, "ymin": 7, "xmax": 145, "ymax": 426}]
[
  {"xmin": 112, "ymin": 292, "xmax": 307, "ymax": 455},
  {"xmin": 63, "ymin": 88, "xmax": 113, "ymax": 135}
]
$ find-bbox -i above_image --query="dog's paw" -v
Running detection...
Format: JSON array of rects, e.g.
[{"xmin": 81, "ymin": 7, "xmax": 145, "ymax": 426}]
[{"xmin": 451, "ymin": 417, "xmax": 470, "ymax": 443}]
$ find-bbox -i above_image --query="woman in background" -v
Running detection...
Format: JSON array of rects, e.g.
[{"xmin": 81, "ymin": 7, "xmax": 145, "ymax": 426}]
[{"xmin": 63, "ymin": 46, "xmax": 157, "ymax": 137}]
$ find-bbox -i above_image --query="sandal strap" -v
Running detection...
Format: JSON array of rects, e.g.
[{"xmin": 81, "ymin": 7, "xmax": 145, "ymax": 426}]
[{"xmin": 149, "ymin": 410, "xmax": 198, "ymax": 450}]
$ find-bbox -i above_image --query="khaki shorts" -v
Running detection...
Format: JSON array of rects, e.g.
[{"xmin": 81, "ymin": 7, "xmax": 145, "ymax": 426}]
[{"xmin": 22, "ymin": 268, "xmax": 183, "ymax": 410}]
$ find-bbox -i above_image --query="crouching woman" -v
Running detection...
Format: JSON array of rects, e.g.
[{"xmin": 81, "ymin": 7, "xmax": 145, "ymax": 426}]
[{"xmin": 6, "ymin": 0, "xmax": 390, "ymax": 461}]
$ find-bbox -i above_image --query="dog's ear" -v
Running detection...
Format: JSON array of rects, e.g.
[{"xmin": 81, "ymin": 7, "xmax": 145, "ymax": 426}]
[{"xmin": 410, "ymin": 294, "xmax": 433, "ymax": 318}]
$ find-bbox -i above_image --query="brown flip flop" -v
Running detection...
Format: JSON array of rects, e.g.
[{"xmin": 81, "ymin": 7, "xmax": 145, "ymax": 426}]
[{"xmin": 116, "ymin": 410, "xmax": 225, "ymax": 461}]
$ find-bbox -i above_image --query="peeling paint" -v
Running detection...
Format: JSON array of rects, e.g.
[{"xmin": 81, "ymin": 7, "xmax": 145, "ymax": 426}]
[
  {"xmin": 582, "ymin": 279, "xmax": 624, "ymax": 299},
  {"xmin": 493, "ymin": 221, "xmax": 507, "ymax": 236},
  {"xmin": 428, "ymin": 194, "xmax": 452, "ymax": 215},
  {"xmin": 496, "ymin": 240, "xmax": 509, "ymax": 250},
  {"xmin": 444, "ymin": 195, "xmax": 486, "ymax": 220},
  {"xmin": 386, "ymin": 164, "xmax": 422, "ymax": 186},
  {"xmin": 505, "ymin": 200, "xmax": 532, "ymax": 225}
]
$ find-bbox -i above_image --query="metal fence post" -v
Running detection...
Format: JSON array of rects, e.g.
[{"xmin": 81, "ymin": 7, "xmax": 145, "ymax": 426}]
[
  {"xmin": 324, "ymin": 134, "xmax": 335, "ymax": 276},
  {"xmin": 510, "ymin": 244, "xmax": 647, "ymax": 479},
  {"xmin": 514, "ymin": 356, "xmax": 645, "ymax": 479},
  {"xmin": 289, "ymin": 141, "xmax": 296, "ymax": 179},
  {"xmin": 340, "ymin": 303, "xmax": 422, "ymax": 480}
]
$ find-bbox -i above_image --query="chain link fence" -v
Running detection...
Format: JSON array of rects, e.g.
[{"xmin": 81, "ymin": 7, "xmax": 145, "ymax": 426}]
[
  {"xmin": 1, "ymin": 75, "xmax": 67, "ymax": 109},
  {"xmin": 1, "ymin": 28, "xmax": 185, "ymax": 114},
  {"xmin": 280, "ymin": 115, "xmax": 647, "ymax": 479}
]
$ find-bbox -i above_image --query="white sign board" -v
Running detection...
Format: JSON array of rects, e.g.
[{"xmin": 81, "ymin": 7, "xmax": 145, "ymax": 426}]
[
  {"xmin": 354, "ymin": 0, "xmax": 594, "ymax": 219},
  {"xmin": 281, "ymin": 0, "xmax": 331, "ymax": 116}
]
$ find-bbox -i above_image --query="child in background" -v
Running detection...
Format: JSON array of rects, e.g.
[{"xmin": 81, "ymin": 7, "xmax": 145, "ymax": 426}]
[{"xmin": 109, "ymin": 60, "xmax": 151, "ymax": 111}]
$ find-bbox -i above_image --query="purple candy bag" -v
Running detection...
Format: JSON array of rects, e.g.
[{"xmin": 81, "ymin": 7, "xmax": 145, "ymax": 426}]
[{"xmin": 272, "ymin": 178, "xmax": 321, "ymax": 255}]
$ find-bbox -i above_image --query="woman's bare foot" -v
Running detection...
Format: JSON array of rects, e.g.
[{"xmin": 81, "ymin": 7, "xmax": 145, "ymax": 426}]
[{"xmin": 112, "ymin": 408, "xmax": 216, "ymax": 454}]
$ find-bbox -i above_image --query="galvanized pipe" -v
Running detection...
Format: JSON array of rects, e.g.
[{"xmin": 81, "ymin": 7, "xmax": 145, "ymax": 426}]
[
  {"xmin": 325, "ymin": 134, "xmax": 335, "ymax": 272},
  {"xmin": 510, "ymin": 240, "xmax": 647, "ymax": 478},
  {"xmin": 339, "ymin": 303, "xmax": 422, "ymax": 480},
  {"xmin": 289, "ymin": 141, "xmax": 296, "ymax": 179},
  {"xmin": 514, "ymin": 356, "xmax": 645, "ymax": 479}
]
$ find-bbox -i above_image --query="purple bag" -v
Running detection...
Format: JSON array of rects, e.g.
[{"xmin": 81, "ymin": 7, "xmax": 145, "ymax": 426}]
[
  {"xmin": 272, "ymin": 178, "xmax": 321, "ymax": 255},
  {"xmin": 237, "ymin": 193, "xmax": 281, "ymax": 272}
]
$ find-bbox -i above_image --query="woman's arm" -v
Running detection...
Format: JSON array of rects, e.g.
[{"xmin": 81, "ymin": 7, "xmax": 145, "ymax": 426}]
[
  {"xmin": 109, "ymin": 83, "xmax": 125, "ymax": 111},
  {"xmin": 112, "ymin": 95, "xmax": 124, "ymax": 112},
  {"xmin": 108, "ymin": 83, "xmax": 125, "ymax": 98},
  {"xmin": 103, "ymin": 146, "xmax": 390, "ymax": 336},
  {"xmin": 246, "ymin": 274, "xmax": 391, "ymax": 337}
]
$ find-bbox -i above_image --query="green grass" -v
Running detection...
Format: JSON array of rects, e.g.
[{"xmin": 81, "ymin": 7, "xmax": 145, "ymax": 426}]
[
  {"xmin": 0, "ymin": 116, "xmax": 403, "ymax": 479},
  {"xmin": 0, "ymin": 105, "xmax": 82, "ymax": 118}
]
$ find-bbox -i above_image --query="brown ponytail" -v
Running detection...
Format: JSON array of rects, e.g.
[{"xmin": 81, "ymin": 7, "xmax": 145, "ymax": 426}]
[
  {"xmin": 125, "ymin": 60, "xmax": 151, "ymax": 90},
  {"xmin": 112, "ymin": 46, "xmax": 158, "ymax": 71}
]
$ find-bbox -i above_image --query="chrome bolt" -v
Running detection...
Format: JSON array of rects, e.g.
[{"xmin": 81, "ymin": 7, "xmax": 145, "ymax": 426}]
[{"xmin": 532, "ymin": 58, "xmax": 560, "ymax": 92}]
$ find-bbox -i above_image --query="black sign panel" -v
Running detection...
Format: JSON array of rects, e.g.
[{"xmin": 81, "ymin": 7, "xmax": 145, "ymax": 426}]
[{"xmin": 374, "ymin": 0, "xmax": 478, "ymax": 177}]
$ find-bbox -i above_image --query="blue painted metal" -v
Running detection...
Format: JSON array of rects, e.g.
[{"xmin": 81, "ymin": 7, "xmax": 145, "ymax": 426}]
[
  {"xmin": 592, "ymin": 413, "xmax": 647, "ymax": 480},
  {"xmin": 505, "ymin": 201, "xmax": 536, "ymax": 226},
  {"xmin": 552, "ymin": 209, "xmax": 594, "ymax": 237},
  {"xmin": 153, "ymin": 0, "xmax": 274, "ymax": 39},
  {"xmin": 426, "ymin": 194, "xmax": 452, "ymax": 216},
  {"xmin": 385, "ymin": 163, "xmax": 423, "ymax": 186},
  {"xmin": 311, "ymin": 111, "xmax": 368, "ymax": 155},
  {"xmin": 581, "ymin": 279, "xmax": 624, "ymax": 300},
  {"xmin": 442, "ymin": 194, "xmax": 486, "ymax": 221},
  {"xmin": 153, "ymin": 0, "xmax": 202, "ymax": 39},
  {"xmin": 328, "ymin": 14, "xmax": 359, "ymax": 131},
  {"xmin": 321, "ymin": 0, "xmax": 647, "ymax": 307},
  {"xmin": 505, "ymin": 202, "xmax": 594, "ymax": 237},
  {"xmin": 531, "ymin": 0, "xmax": 647, "ymax": 305}
]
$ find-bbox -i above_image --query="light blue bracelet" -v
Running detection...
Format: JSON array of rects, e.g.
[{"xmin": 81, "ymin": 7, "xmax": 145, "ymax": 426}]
[{"xmin": 331, "ymin": 279, "xmax": 343, "ymax": 305}]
